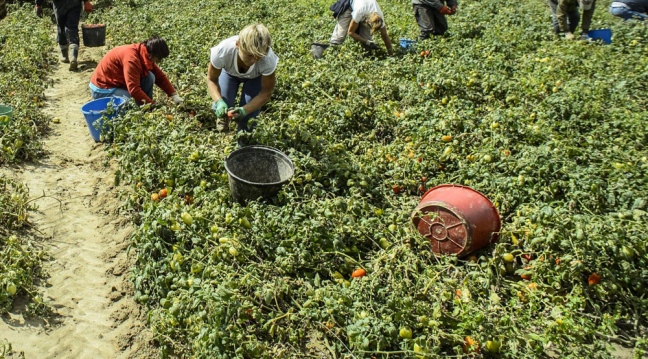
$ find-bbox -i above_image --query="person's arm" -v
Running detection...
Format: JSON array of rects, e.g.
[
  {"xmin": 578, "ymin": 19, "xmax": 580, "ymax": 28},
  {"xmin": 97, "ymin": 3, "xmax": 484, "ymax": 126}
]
[
  {"xmin": 379, "ymin": 26, "xmax": 394, "ymax": 56},
  {"xmin": 151, "ymin": 64, "xmax": 176, "ymax": 97},
  {"xmin": 123, "ymin": 60, "xmax": 152, "ymax": 105},
  {"xmin": 240, "ymin": 72, "xmax": 276, "ymax": 115},
  {"xmin": 347, "ymin": 20, "xmax": 367, "ymax": 45}
]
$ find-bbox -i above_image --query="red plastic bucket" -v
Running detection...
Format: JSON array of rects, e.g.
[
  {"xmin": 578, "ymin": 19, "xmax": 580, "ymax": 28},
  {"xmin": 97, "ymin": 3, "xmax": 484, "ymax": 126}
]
[{"xmin": 411, "ymin": 184, "xmax": 501, "ymax": 257}]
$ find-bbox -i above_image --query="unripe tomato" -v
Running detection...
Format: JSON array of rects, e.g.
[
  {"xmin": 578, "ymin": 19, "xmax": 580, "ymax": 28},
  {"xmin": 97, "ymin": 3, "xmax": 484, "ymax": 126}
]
[
  {"xmin": 181, "ymin": 212, "xmax": 193, "ymax": 225},
  {"xmin": 6, "ymin": 283, "xmax": 17, "ymax": 296},
  {"xmin": 399, "ymin": 327, "xmax": 412, "ymax": 339}
]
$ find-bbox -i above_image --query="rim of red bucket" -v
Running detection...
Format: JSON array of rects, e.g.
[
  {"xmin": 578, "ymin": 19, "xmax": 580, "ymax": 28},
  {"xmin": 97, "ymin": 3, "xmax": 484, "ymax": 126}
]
[{"xmin": 420, "ymin": 184, "xmax": 500, "ymax": 214}]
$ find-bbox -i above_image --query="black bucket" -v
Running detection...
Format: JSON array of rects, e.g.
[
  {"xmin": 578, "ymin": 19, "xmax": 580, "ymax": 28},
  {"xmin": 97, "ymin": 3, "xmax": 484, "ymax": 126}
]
[
  {"xmin": 224, "ymin": 146, "xmax": 294, "ymax": 204},
  {"xmin": 82, "ymin": 24, "xmax": 106, "ymax": 47},
  {"xmin": 311, "ymin": 42, "xmax": 329, "ymax": 59}
]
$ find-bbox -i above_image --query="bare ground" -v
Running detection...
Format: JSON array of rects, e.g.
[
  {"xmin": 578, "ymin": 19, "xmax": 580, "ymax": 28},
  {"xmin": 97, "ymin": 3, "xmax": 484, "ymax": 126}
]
[{"xmin": 0, "ymin": 42, "xmax": 154, "ymax": 359}]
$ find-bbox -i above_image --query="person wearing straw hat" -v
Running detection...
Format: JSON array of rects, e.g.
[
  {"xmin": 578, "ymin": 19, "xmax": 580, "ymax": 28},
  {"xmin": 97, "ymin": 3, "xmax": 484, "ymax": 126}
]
[
  {"xmin": 329, "ymin": 0, "xmax": 394, "ymax": 55},
  {"xmin": 411, "ymin": 0, "xmax": 458, "ymax": 39},
  {"xmin": 609, "ymin": 0, "xmax": 648, "ymax": 21},
  {"xmin": 35, "ymin": 0, "xmax": 94, "ymax": 71},
  {"xmin": 547, "ymin": 0, "xmax": 596, "ymax": 40},
  {"xmin": 207, "ymin": 24, "xmax": 279, "ymax": 134},
  {"xmin": 89, "ymin": 35, "xmax": 183, "ymax": 106}
]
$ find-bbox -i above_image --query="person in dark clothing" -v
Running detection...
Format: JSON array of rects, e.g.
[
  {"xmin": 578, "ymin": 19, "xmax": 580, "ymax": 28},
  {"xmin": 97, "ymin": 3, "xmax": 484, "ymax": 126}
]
[
  {"xmin": 610, "ymin": 0, "xmax": 648, "ymax": 20},
  {"xmin": 547, "ymin": 0, "xmax": 596, "ymax": 40},
  {"xmin": 411, "ymin": 0, "xmax": 458, "ymax": 39},
  {"xmin": 35, "ymin": 0, "xmax": 93, "ymax": 71}
]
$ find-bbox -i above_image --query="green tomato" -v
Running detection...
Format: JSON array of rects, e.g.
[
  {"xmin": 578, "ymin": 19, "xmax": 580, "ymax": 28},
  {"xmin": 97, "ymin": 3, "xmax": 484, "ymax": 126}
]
[
  {"xmin": 6, "ymin": 283, "xmax": 17, "ymax": 296},
  {"xmin": 486, "ymin": 340, "xmax": 501, "ymax": 353},
  {"xmin": 399, "ymin": 327, "xmax": 412, "ymax": 339},
  {"xmin": 181, "ymin": 212, "xmax": 193, "ymax": 225},
  {"xmin": 502, "ymin": 253, "xmax": 514, "ymax": 262}
]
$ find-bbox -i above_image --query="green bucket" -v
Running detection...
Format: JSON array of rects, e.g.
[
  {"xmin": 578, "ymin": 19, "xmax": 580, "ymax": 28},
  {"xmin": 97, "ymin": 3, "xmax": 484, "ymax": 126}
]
[{"xmin": 0, "ymin": 105, "xmax": 12, "ymax": 126}]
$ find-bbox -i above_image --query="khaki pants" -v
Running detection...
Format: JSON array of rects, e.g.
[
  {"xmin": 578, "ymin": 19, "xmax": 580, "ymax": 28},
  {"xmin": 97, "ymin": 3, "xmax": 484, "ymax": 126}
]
[{"xmin": 330, "ymin": 9, "xmax": 373, "ymax": 45}]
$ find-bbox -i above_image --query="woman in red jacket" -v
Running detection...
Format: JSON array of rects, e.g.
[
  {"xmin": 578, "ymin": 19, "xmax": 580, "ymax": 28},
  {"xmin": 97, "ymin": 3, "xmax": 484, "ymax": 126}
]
[{"xmin": 89, "ymin": 36, "xmax": 183, "ymax": 105}]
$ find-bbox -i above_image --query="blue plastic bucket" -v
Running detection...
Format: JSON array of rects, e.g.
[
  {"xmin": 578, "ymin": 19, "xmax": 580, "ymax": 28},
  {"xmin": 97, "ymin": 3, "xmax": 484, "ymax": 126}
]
[
  {"xmin": 587, "ymin": 29, "xmax": 612, "ymax": 44},
  {"xmin": 80, "ymin": 97, "xmax": 125, "ymax": 142},
  {"xmin": 399, "ymin": 38, "xmax": 416, "ymax": 50}
]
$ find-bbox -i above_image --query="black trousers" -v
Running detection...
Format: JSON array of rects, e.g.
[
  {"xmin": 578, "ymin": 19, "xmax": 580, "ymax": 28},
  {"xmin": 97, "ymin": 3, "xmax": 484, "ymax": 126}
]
[
  {"xmin": 413, "ymin": 4, "xmax": 448, "ymax": 39},
  {"xmin": 55, "ymin": 4, "xmax": 81, "ymax": 46}
]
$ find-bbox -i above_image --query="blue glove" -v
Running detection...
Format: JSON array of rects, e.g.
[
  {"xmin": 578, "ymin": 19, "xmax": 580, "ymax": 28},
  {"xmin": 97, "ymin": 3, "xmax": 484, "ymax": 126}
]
[{"xmin": 212, "ymin": 99, "xmax": 228, "ymax": 117}]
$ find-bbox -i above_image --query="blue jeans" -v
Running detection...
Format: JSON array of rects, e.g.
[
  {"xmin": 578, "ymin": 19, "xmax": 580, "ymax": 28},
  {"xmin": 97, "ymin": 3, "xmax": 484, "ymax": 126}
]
[
  {"xmin": 610, "ymin": 6, "xmax": 648, "ymax": 20},
  {"xmin": 219, "ymin": 71, "xmax": 261, "ymax": 132},
  {"xmin": 90, "ymin": 72, "xmax": 155, "ymax": 104}
]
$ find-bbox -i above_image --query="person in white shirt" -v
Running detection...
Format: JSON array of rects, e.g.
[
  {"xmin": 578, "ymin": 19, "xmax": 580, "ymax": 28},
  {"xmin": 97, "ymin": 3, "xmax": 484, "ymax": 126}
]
[
  {"xmin": 330, "ymin": 0, "xmax": 394, "ymax": 55},
  {"xmin": 208, "ymin": 24, "xmax": 279, "ymax": 133}
]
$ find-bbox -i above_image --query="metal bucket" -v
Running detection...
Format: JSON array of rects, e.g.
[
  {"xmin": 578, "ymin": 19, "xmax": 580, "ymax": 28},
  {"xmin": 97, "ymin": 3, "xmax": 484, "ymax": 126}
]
[
  {"xmin": 311, "ymin": 42, "xmax": 330, "ymax": 59},
  {"xmin": 224, "ymin": 146, "xmax": 294, "ymax": 204},
  {"xmin": 411, "ymin": 184, "xmax": 501, "ymax": 257}
]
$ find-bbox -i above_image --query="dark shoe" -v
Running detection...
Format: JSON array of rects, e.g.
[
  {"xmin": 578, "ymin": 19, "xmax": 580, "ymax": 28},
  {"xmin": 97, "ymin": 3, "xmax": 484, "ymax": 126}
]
[{"xmin": 69, "ymin": 61, "xmax": 78, "ymax": 71}]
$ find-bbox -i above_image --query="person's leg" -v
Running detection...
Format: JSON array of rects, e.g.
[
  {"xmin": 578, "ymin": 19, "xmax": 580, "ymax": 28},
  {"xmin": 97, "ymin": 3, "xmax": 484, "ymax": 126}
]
[
  {"xmin": 64, "ymin": 6, "xmax": 82, "ymax": 70},
  {"xmin": 431, "ymin": 8, "xmax": 448, "ymax": 35},
  {"xmin": 547, "ymin": 0, "xmax": 560, "ymax": 34},
  {"xmin": 140, "ymin": 72, "xmax": 155, "ymax": 100},
  {"xmin": 330, "ymin": 9, "xmax": 352, "ymax": 45},
  {"xmin": 237, "ymin": 76, "xmax": 262, "ymax": 132},
  {"xmin": 568, "ymin": 8, "xmax": 581, "ymax": 33},
  {"xmin": 414, "ymin": 4, "xmax": 435, "ymax": 40},
  {"xmin": 111, "ymin": 88, "xmax": 130, "ymax": 99}
]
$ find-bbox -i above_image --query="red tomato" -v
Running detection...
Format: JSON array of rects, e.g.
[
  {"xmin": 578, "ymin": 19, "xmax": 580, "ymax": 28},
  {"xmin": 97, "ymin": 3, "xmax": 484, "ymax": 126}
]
[
  {"xmin": 588, "ymin": 273, "xmax": 602, "ymax": 286},
  {"xmin": 351, "ymin": 268, "xmax": 367, "ymax": 278}
]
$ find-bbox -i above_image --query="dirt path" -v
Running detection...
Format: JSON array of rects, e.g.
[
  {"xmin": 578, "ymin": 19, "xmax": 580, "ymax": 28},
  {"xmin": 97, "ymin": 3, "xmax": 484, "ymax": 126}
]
[{"xmin": 0, "ymin": 43, "xmax": 151, "ymax": 358}]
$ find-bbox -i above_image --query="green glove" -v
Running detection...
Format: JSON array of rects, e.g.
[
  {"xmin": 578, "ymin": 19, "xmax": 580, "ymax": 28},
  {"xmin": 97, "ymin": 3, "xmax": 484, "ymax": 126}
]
[
  {"xmin": 212, "ymin": 99, "xmax": 228, "ymax": 117},
  {"xmin": 228, "ymin": 107, "xmax": 247, "ymax": 121}
]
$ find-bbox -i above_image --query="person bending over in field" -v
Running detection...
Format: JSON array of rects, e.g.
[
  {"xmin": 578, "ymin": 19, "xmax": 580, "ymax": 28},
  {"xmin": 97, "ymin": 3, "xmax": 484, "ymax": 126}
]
[
  {"xmin": 609, "ymin": 0, "xmax": 648, "ymax": 21},
  {"xmin": 208, "ymin": 24, "xmax": 279, "ymax": 134},
  {"xmin": 35, "ymin": 0, "xmax": 93, "ymax": 71},
  {"xmin": 411, "ymin": 0, "xmax": 458, "ymax": 39},
  {"xmin": 330, "ymin": 0, "xmax": 394, "ymax": 55},
  {"xmin": 89, "ymin": 36, "xmax": 183, "ymax": 106},
  {"xmin": 547, "ymin": 0, "xmax": 596, "ymax": 40}
]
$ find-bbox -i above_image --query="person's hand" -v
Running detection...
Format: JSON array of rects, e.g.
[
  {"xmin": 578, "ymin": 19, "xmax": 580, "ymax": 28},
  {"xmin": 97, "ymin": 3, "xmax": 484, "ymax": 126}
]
[
  {"xmin": 227, "ymin": 107, "xmax": 246, "ymax": 121},
  {"xmin": 450, "ymin": 5, "xmax": 457, "ymax": 14},
  {"xmin": 35, "ymin": 5, "xmax": 43, "ymax": 17},
  {"xmin": 211, "ymin": 99, "xmax": 228, "ymax": 117},
  {"xmin": 564, "ymin": 32, "xmax": 575, "ymax": 40},
  {"xmin": 366, "ymin": 40, "xmax": 379, "ymax": 50},
  {"xmin": 83, "ymin": 1, "xmax": 93, "ymax": 13},
  {"xmin": 171, "ymin": 93, "xmax": 183, "ymax": 105},
  {"xmin": 439, "ymin": 6, "xmax": 453, "ymax": 15}
]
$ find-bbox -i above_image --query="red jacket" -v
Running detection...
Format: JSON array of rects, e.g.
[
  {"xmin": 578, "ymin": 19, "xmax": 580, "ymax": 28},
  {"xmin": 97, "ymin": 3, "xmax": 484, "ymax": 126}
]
[{"xmin": 91, "ymin": 43, "xmax": 175, "ymax": 104}]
